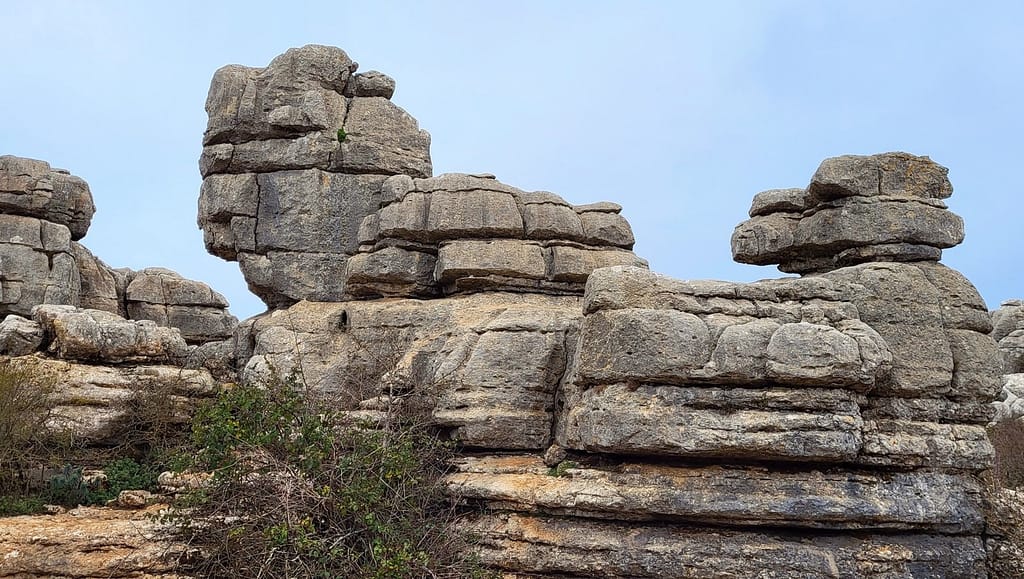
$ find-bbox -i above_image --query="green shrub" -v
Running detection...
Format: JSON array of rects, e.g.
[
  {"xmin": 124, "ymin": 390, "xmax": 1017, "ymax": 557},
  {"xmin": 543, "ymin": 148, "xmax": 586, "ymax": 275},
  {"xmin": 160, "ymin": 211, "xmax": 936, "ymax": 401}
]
[
  {"xmin": 0, "ymin": 494, "xmax": 45, "ymax": 516},
  {"xmin": 0, "ymin": 359, "xmax": 56, "ymax": 493},
  {"xmin": 168, "ymin": 373, "xmax": 488, "ymax": 578},
  {"xmin": 337, "ymin": 128, "xmax": 347, "ymax": 142},
  {"xmin": 43, "ymin": 464, "xmax": 93, "ymax": 507}
]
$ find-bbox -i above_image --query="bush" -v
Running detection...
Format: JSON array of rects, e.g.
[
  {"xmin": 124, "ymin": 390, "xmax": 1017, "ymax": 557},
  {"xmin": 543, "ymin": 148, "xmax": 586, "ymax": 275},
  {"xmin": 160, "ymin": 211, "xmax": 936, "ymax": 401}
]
[
  {"xmin": 988, "ymin": 418, "xmax": 1024, "ymax": 489},
  {"xmin": 168, "ymin": 373, "xmax": 488, "ymax": 578},
  {"xmin": 0, "ymin": 359, "xmax": 56, "ymax": 493},
  {"xmin": 0, "ymin": 494, "xmax": 45, "ymax": 517}
]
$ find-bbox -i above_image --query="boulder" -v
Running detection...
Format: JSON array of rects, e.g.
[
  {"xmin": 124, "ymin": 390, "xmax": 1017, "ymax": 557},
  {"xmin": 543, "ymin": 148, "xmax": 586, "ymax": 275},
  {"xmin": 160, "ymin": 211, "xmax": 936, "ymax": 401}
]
[
  {"xmin": 0, "ymin": 155, "xmax": 95, "ymax": 240},
  {"xmin": 33, "ymin": 305, "xmax": 188, "ymax": 364},
  {"xmin": 732, "ymin": 152, "xmax": 964, "ymax": 273},
  {"xmin": 125, "ymin": 268, "xmax": 237, "ymax": 344}
]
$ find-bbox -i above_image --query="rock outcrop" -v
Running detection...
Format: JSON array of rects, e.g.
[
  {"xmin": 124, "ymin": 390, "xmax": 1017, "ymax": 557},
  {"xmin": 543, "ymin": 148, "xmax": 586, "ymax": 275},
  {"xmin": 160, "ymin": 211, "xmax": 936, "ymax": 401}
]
[
  {"xmin": 0, "ymin": 155, "xmax": 237, "ymax": 344},
  {"xmin": 2, "ymin": 44, "xmax": 1018, "ymax": 577},
  {"xmin": 198, "ymin": 45, "xmax": 432, "ymax": 307},
  {"xmin": 732, "ymin": 152, "xmax": 963, "ymax": 273},
  {"xmin": 348, "ymin": 174, "xmax": 645, "ymax": 297},
  {"xmin": 0, "ymin": 504, "xmax": 185, "ymax": 578},
  {"xmin": 239, "ymin": 144, "xmax": 1000, "ymax": 574}
]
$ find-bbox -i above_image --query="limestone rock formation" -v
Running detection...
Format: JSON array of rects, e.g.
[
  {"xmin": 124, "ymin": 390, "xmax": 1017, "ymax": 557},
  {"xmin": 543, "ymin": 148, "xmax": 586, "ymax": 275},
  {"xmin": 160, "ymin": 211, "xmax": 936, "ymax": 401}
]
[
  {"xmin": 992, "ymin": 299, "xmax": 1024, "ymax": 374},
  {"xmin": 2, "ymin": 44, "xmax": 1018, "ymax": 577},
  {"xmin": 348, "ymin": 173, "xmax": 646, "ymax": 297},
  {"xmin": 125, "ymin": 268, "xmax": 237, "ymax": 344},
  {"xmin": 198, "ymin": 45, "xmax": 432, "ymax": 306},
  {"xmin": 0, "ymin": 155, "xmax": 95, "ymax": 240},
  {"xmin": 0, "ymin": 504, "xmax": 186, "ymax": 578},
  {"xmin": 732, "ymin": 152, "xmax": 964, "ymax": 273},
  {"xmin": 198, "ymin": 46, "xmax": 643, "ymax": 307},
  {"xmin": 0, "ymin": 154, "xmax": 237, "ymax": 344}
]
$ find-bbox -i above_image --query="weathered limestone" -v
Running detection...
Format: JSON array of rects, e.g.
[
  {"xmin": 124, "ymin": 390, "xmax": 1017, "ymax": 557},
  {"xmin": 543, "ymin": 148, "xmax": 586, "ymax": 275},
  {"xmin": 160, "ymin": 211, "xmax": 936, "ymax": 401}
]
[
  {"xmin": 125, "ymin": 268, "xmax": 237, "ymax": 344},
  {"xmin": 0, "ymin": 505, "xmax": 186, "ymax": 578},
  {"xmin": 32, "ymin": 305, "xmax": 189, "ymax": 364},
  {"xmin": 4, "ymin": 355, "xmax": 215, "ymax": 444},
  {"xmin": 992, "ymin": 300, "xmax": 1024, "ymax": 374},
  {"xmin": 0, "ymin": 155, "xmax": 95, "ymax": 240},
  {"xmin": 0, "ymin": 154, "xmax": 237, "ymax": 344},
  {"xmin": 242, "ymin": 293, "xmax": 582, "ymax": 451},
  {"xmin": 198, "ymin": 45, "xmax": 431, "ymax": 307},
  {"xmin": 5, "ymin": 42, "xmax": 1013, "ymax": 576},
  {"xmin": 0, "ymin": 213, "xmax": 80, "ymax": 316},
  {"xmin": 733, "ymin": 152, "xmax": 964, "ymax": 273},
  {"xmin": 348, "ymin": 173, "xmax": 647, "ymax": 298},
  {"xmin": 216, "ymin": 67, "xmax": 1002, "ymax": 577}
]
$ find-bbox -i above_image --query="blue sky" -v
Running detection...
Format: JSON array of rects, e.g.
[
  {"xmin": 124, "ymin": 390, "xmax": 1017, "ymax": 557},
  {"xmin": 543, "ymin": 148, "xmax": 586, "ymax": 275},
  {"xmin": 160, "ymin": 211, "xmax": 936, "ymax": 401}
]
[{"xmin": 2, "ymin": 1, "xmax": 1021, "ymax": 319}]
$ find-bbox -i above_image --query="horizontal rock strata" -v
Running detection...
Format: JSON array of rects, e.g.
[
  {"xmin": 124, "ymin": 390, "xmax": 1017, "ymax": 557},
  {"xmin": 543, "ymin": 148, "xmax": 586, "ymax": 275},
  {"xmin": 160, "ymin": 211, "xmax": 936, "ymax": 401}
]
[{"xmin": 348, "ymin": 174, "xmax": 647, "ymax": 297}]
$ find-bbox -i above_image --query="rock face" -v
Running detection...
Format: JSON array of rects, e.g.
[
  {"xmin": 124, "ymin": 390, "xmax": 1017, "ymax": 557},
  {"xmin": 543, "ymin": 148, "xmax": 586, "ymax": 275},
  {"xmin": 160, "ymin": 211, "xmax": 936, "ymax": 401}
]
[
  {"xmin": 198, "ymin": 45, "xmax": 432, "ymax": 307},
  {"xmin": 1, "ymin": 45, "xmax": 1016, "ymax": 577},
  {"xmin": 0, "ymin": 155, "xmax": 95, "ymax": 240},
  {"xmin": 732, "ymin": 152, "xmax": 964, "ymax": 273},
  {"xmin": 0, "ymin": 504, "xmax": 186, "ymax": 578},
  {"xmin": 198, "ymin": 46, "xmax": 643, "ymax": 306},
  {"xmin": 348, "ymin": 174, "xmax": 646, "ymax": 297},
  {"xmin": 0, "ymin": 154, "xmax": 237, "ymax": 344}
]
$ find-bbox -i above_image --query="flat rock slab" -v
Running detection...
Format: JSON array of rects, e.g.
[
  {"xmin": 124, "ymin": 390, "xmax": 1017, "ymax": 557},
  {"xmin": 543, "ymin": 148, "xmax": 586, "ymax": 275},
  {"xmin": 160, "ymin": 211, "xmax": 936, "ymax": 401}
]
[
  {"xmin": 33, "ymin": 305, "xmax": 188, "ymax": 364},
  {"xmin": 560, "ymin": 383, "xmax": 863, "ymax": 463},
  {"xmin": 0, "ymin": 504, "xmax": 187, "ymax": 578},
  {"xmin": 446, "ymin": 455, "xmax": 984, "ymax": 533},
  {"xmin": 463, "ymin": 513, "xmax": 987, "ymax": 578}
]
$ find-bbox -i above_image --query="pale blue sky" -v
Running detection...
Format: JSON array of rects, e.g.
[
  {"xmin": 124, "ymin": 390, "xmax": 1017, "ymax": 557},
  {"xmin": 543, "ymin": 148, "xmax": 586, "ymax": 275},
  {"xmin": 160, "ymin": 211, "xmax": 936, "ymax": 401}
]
[{"xmin": 2, "ymin": 1, "xmax": 1021, "ymax": 319}]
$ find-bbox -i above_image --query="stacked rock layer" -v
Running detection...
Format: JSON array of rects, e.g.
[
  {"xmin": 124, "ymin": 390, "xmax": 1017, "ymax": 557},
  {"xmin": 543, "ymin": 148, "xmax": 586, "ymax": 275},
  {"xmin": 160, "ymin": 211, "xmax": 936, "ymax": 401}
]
[
  {"xmin": 198, "ymin": 44, "xmax": 432, "ymax": 307},
  {"xmin": 196, "ymin": 47, "xmax": 1004, "ymax": 578},
  {"xmin": 0, "ymin": 155, "xmax": 237, "ymax": 346},
  {"xmin": 223, "ymin": 69, "xmax": 1001, "ymax": 575}
]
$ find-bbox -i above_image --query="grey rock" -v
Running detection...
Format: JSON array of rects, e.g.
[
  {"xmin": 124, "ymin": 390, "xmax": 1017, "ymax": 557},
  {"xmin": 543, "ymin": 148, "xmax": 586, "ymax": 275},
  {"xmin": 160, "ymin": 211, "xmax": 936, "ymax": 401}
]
[
  {"xmin": 346, "ymin": 70, "xmax": 396, "ymax": 99},
  {"xmin": 1000, "ymin": 329, "xmax": 1024, "ymax": 374},
  {"xmin": 435, "ymin": 240, "xmax": 546, "ymax": 284},
  {"xmin": 0, "ymin": 214, "xmax": 80, "ymax": 317},
  {"xmin": 0, "ymin": 155, "xmax": 95, "ymax": 240},
  {"xmin": 71, "ymin": 242, "xmax": 126, "ymax": 316},
  {"xmin": 465, "ymin": 513, "xmax": 987, "ymax": 578},
  {"xmin": 560, "ymin": 383, "xmax": 863, "ymax": 462},
  {"xmin": 859, "ymin": 419, "xmax": 993, "ymax": 470},
  {"xmin": 447, "ymin": 455, "xmax": 984, "ymax": 533},
  {"xmin": 748, "ymin": 187, "xmax": 808, "ymax": 217},
  {"xmin": 992, "ymin": 300, "xmax": 1024, "ymax": 342},
  {"xmin": 33, "ymin": 305, "xmax": 188, "ymax": 363},
  {"xmin": 338, "ymin": 97, "xmax": 431, "ymax": 177},
  {"xmin": 345, "ymin": 247, "xmax": 437, "ymax": 298},
  {"xmin": 809, "ymin": 152, "xmax": 953, "ymax": 201},
  {"xmin": 992, "ymin": 374, "xmax": 1024, "ymax": 423},
  {"xmin": 765, "ymin": 322, "xmax": 864, "ymax": 387},
  {"xmin": 732, "ymin": 153, "xmax": 964, "ymax": 272},
  {"xmin": 574, "ymin": 201, "xmax": 622, "ymax": 214},
  {"xmin": 0, "ymin": 314, "xmax": 44, "ymax": 355},
  {"xmin": 576, "ymin": 308, "xmax": 711, "ymax": 386},
  {"xmin": 125, "ymin": 268, "xmax": 236, "ymax": 344},
  {"xmin": 7, "ymin": 356, "xmax": 214, "ymax": 444},
  {"xmin": 522, "ymin": 202, "xmax": 584, "ymax": 240},
  {"xmin": 547, "ymin": 246, "xmax": 648, "ymax": 283},
  {"xmin": 579, "ymin": 210, "xmax": 635, "ymax": 248},
  {"xmin": 426, "ymin": 189, "xmax": 523, "ymax": 240},
  {"xmin": 203, "ymin": 45, "xmax": 353, "ymax": 146}
]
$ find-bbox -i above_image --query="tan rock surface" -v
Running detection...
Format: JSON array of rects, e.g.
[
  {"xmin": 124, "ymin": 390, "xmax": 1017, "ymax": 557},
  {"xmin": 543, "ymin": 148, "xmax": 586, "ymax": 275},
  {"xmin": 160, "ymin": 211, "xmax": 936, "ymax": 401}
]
[{"xmin": 0, "ymin": 505, "xmax": 188, "ymax": 578}]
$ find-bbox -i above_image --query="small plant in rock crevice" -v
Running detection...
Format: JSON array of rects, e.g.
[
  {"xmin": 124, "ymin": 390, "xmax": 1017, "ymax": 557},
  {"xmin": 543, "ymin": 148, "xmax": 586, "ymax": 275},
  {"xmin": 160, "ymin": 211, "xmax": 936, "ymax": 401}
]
[{"xmin": 337, "ymin": 128, "xmax": 347, "ymax": 142}]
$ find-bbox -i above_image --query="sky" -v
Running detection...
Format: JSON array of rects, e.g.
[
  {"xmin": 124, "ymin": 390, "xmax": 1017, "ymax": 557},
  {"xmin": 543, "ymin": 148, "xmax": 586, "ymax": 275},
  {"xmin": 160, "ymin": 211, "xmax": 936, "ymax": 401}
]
[{"xmin": 2, "ymin": 1, "xmax": 1021, "ymax": 320}]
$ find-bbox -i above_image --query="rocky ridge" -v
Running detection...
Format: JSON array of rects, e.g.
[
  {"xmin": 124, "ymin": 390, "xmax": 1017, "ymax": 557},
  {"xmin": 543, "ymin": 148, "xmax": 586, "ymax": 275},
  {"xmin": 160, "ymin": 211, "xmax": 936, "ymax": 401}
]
[{"xmin": 1, "ymin": 45, "xmax": 1019, "ymax": 578}]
